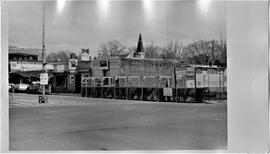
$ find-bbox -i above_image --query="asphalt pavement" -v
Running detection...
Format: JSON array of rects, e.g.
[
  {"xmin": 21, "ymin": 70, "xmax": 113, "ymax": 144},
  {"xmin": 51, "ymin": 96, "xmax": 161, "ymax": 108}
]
[{"xmin": 9, "ymin": 93, "xmax": 227, "ymax": 151}]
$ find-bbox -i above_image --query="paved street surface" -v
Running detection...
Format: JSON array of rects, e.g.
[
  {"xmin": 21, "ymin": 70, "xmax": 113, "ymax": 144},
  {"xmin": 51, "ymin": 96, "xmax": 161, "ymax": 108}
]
[{"xmin": 9, "ymin": 93, "xmax": 227, "ymax": 151}]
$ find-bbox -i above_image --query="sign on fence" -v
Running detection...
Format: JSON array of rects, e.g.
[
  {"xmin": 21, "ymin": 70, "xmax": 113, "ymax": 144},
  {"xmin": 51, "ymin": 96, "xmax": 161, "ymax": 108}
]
[
  {"xmin": 40, "ymin": 73, "xmax": 48, "ymax": 85},
  {"xmin": 128, "ymin": 76, "xmax": 140, "ymax": 87},
  {"xmin": 186, "ymin": 80, "xmax": 195, "ymax": 88},
  {"xmin": 175, "ymin": 68, "xmax": 185, "ymax": 79},
  {"xmin": 163, "ymin": 88, "xmax": 173, "ymax": 96},
  {"xmin": 196, "ymin": 71, "xmax": 208, "ymax": 88}
]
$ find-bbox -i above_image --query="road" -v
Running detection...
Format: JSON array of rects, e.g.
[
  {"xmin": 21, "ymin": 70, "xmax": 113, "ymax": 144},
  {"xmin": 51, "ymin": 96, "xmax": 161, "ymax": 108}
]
[{"xmin": 9, "ymin": 93, "xmax": 227, "ymax": 151}]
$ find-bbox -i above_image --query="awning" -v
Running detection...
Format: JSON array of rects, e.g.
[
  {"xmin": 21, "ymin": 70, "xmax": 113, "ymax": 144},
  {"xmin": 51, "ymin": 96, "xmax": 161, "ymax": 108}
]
[{"xmin": 10, "ymin": 70, "xmax": 54, "ymax": 78}]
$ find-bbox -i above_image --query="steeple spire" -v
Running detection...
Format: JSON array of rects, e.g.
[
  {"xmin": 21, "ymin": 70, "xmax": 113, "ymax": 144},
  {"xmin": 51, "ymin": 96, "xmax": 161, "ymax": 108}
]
[
  {"xmin": 134, "ymin": 33, "xmax": 145, "ymax": 58},
  {"xmin": 136, "ymin": 33, "xmax": 144, "ymax": 53}
]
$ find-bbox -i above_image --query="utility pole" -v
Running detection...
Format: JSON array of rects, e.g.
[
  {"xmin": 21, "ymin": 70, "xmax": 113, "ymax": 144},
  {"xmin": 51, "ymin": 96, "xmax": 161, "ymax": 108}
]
[
  {"xmin": 174, "ymin": 64, "xmax": 178, "ymax": 103},
  {"xmin": 166, "ymin": 15, "xmax": 169, "ymax": 43},
  {"xmin": 39, "ymin": 5, "xmax": 48, "ymax": 103}
]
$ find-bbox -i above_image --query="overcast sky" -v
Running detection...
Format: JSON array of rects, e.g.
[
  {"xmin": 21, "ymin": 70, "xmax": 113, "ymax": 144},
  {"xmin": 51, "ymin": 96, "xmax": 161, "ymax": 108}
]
[{"xmin": 7, "ymin": 0, "xmax": 226, "ymax": 57}]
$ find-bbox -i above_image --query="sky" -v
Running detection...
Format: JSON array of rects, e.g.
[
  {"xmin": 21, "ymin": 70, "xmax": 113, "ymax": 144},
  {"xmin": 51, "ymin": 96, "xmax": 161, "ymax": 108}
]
[{"xmin": 7, "ymin": 0, "xmax": 226, "ymax": 57}]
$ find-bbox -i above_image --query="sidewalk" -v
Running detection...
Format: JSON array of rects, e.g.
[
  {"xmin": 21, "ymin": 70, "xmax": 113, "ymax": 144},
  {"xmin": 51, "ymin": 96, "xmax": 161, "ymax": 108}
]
[
  {"xmin": 50, "ymin": 93, "xmax": 81, "ymax": 97},
  {"xmin": 205, "ymin": 99, "xmax": 227, "ymax": 104}
]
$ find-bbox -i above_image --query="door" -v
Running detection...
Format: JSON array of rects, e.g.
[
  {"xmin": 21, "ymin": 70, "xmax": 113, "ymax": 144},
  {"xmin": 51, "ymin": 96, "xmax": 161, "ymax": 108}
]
[{"xmin": 75, "ymin": 73, "xmax": 81, "ymax": 93}]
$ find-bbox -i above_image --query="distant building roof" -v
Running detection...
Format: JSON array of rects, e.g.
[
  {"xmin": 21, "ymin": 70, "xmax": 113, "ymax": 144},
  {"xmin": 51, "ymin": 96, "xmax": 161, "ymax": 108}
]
[
  {"xmin": 9, "ymin": 53, "xmax": 38, "ymax": 57},
  {"xmin": 9, "ymin": 46, "xmax": 42, "ymax": 55},
  {"xmin": 9, "ymin": 46, "xmax": 42, "ymax": 61},
  {"xmin": 118, "ymin": 53, "xmax": 129, "ymax": 58}
]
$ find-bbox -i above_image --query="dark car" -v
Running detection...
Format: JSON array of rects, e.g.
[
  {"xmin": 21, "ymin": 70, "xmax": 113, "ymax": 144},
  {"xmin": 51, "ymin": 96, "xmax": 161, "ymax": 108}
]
[
  {"xmin": 27, "ymin": 82, "xmax": 52, "ymax": 94},
  {"xmin": 26, "ymin": 82, "xmax": 40, "ymax": 94}
]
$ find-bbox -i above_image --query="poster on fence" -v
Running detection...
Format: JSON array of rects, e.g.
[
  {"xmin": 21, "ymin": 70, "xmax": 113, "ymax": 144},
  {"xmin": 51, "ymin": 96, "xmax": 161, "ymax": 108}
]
[
  {"xmin": 163, "ymin": 88, "xmax": 173, "ymax": 96},
  {"xmin": 118, "ymin": 77, "xmax": 126, "ymax": 87},
  {"xmin": 175, "ymin": 68, "xmax": 186, "ymax": 79},
  {"xmin": 176, "ymin": 79, "xmax": 186, "ymax": 88},
  {"xmin": 159, "ymin": 76, "xmax": 171, "ymax": 88},
  {"xmin": 94, "ymin": 78, "xmax": 102, "ymax": 87},
  {"xmin": 87, "ymin": 78, "xmax": 92, "ymax": 87},
  {"xmin": 143, "ymin": 76, "xmax": 155, "ymax": 87},
  {"xmin": 128, "ymin": 76, "xmax": 140, "ymax": 87},
  {"xmin": 186, "ymin": 80, "xmax": 195, "ymax": 88},
  {"xmin": 196, "ymin": 71, "xmax": 208, "ymax": 88}
]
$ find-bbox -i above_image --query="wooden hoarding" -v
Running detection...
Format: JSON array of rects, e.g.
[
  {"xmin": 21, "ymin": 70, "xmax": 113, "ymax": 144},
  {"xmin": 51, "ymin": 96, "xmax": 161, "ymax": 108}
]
[
  {"xmin": 127, "ymin": 76, "xmax": 140, "ymax": 87},
  {"xmin": 142, "ymin": 76, "xmax": 156, "ymax": 88}
]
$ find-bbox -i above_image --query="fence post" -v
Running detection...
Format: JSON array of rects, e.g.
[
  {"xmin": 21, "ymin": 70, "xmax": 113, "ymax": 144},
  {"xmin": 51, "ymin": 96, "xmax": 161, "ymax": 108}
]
[
  {"xmin": 219, "ymin": 68, "xmax": 222, "ymax": 99},
  {"xmin": 126, "ymin": 77, "xmax": 128, "ymax": 100},
  {"xmin": 113, "ymin": 77, "xmax": 116, "ymax": 99},
  {"xmin": 141, "ymin": 76, "xmax": 144, "ymax": 101},
  {"xmin": 194, "ymin": 67, "xmax": 197, "ymax": 102},
  {"xmin": 174, "ymin": 67, "xmax": 178, "ymax": 103}
]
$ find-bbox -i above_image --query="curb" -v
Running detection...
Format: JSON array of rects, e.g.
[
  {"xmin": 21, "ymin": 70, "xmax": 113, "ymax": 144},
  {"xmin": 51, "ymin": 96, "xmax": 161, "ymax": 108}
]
[
  {"xmin": 50, "ymin": 93, "xmax": 81, "ymax": 97},
  {"xmin": 205, "ymin": 100, "xmax": 226, "ymax": 104}
]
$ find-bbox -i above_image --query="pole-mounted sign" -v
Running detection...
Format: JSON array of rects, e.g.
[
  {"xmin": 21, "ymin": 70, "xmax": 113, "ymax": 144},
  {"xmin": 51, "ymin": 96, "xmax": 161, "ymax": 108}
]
[
  {"xmin": 81, "ymin": 48, "xmax": 90, "ymax": 61},
  {"xmin": 40, "ymin": 73, "xmax": 48, "ymax": 85},
  {"xmin": 69, "ymin": 59, "xmax": 78, "ymax": 73}
]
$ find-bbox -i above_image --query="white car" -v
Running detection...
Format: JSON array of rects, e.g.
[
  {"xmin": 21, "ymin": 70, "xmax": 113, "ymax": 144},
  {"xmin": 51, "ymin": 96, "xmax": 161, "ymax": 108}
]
[{"xmin": 14, "ymin": 83, "xmax": 29, "ymax": 92}]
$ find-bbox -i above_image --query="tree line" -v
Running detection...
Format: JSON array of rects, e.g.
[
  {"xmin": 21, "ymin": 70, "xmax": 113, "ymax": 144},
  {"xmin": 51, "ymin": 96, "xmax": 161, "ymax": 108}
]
[{"xmin": 46, "ymin": 39, "xmax": 227, "ymax": 67}]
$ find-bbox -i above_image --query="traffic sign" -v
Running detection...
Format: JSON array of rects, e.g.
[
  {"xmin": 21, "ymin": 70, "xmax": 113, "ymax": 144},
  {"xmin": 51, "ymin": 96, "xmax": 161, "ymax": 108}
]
[{"xmin": 40, "ymin": 73, "xmax": 48, "ymax": 85}]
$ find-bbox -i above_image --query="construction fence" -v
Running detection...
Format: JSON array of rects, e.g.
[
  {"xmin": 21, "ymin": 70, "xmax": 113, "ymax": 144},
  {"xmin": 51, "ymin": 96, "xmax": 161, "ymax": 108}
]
[{"xmin": 81, "ymin": 67, "xmax": 227, "ymax": 103}]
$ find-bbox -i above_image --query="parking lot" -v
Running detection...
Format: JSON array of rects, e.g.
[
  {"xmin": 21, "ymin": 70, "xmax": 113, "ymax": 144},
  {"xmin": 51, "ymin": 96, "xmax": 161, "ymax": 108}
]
[{"xmin": 9, "ymin": 93, "xmax": 227, "ymax": 151}]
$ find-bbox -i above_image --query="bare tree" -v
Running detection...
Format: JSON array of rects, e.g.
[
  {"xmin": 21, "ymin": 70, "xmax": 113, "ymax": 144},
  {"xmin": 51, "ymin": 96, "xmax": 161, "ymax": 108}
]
[
  {"xmin": 158, "ymin": 41, "xmax": 184, "ymax": 60},
  {"xmin": 182, "ymin": 39, "xmax": 226, "ymax": 66},
  {"xmin": 46, "ymin": 50, "xmax": 78, "ymax": 63},
  {"xmin": 144, "ymin": 43, "xmax": 160, "ymax": 59},
  {"xmin": 219, "ymin": 40, "xmax": 227, "ymax": 67},
  {"xmin": 99, "ymin": 40, "xmax": 127, "ymax": 57}
]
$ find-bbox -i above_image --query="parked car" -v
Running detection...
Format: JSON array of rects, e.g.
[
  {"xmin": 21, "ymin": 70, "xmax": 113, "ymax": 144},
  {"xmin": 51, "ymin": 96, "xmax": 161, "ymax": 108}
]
[
  {"xmin": 14, "ymin": 83, "xmax": 29, "ymax": 92},
  {"xmin": 27, "ymin": 82, "xmax": 52, "ymax": 94},
  {"xmin": 39, "ymin": 84, "xmax": 52, "ymax": 94},
  {"xmin": 26, "ymin": 82, "xmax": 40, "ymax": 94}
]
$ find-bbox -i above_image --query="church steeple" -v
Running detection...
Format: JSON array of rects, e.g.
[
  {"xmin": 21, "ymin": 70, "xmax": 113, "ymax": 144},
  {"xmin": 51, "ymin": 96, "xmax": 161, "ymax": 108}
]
[
  {"xmin": 136, "ymin": 33, "xmax": 144, "ymax": 53},
  {"xmin": 134, "ymin": 33, "xmax": 145, "ymax": 58}
]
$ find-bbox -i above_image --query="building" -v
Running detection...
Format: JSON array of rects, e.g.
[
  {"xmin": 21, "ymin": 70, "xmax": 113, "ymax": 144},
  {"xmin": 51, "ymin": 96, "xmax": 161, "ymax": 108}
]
[
  {"xmin": 9, "ymin": 46, "xmax": 42, "ymax": 61},
  {"xmin": 8, "ymin": 46, "xmax": 52, "ymax": 73},
  {"xmin": 8, "ymin": 46, "xmax": 80, "ymax": 93},
  {"xmin": 8, "ymin": 36, "xmax": 227, "ymax": 101},
  {"xmin": 79, "ymin": 34, "xmax": 227, "ymax": 102}
]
